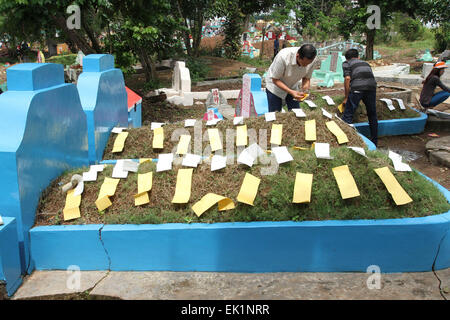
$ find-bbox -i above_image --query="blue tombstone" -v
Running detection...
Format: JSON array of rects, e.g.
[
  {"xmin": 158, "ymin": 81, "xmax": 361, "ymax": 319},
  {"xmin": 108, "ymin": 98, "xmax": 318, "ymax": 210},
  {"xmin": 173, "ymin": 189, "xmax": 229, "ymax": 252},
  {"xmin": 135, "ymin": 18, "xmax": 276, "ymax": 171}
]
[
  {"xmin": 0, "ymin": 217, "xmax": 23, "ymax": 296},
  {"xmin": 0, "ymin": 63, "xmax": 89, "ymax": 274},
  {"xmin": 236, "ymin": 74, "xmax": 268, "ymax": 117},
  {"xmin": 77, "ymin": 54, "xmax": 128, "ymax": 164}
]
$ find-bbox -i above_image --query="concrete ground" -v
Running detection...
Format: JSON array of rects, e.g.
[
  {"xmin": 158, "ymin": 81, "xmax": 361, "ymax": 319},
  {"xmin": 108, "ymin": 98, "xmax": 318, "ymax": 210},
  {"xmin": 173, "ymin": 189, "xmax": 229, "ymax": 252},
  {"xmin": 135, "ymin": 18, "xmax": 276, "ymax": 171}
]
[{"xmin": 11, "ymin": 268, "xmax": 449, "ymax": 300}]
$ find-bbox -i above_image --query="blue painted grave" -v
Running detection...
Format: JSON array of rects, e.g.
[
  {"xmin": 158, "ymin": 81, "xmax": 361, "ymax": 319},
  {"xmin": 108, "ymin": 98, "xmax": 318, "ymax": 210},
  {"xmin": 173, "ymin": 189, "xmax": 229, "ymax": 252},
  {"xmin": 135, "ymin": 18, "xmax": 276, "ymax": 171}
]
[
  {"xmin": 0, "ymin": 63, "xmax": 89, "ymax": 275},
  {"xmin": 77, "ymin": 54, "xmax": 128, "ymax": 164},
  {"xmin": 0, "ymin": 217, "xmax": 23, "ymax": 296}
]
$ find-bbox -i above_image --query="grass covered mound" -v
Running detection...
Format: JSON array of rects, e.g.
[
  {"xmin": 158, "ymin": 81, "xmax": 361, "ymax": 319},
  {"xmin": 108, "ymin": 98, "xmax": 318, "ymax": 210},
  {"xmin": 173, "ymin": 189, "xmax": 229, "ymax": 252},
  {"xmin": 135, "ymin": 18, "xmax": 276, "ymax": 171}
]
[
  {"xmin": 307, "ymin": 90, "xmax": 421, "ymax": 123},
  {"xmin": 103, "ymin": 112, "xmax": 366, "ymax": 160},
  {"xmin": 35, "ymin": 147, "xmax": 450, "ymax": 227}
]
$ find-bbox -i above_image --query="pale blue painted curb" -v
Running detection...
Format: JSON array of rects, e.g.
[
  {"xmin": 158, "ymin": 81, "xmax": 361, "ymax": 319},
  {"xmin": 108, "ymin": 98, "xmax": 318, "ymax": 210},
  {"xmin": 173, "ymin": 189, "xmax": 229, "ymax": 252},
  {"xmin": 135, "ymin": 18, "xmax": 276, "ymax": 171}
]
[
  {"xmin": 29, "ymin": 225, "xmax": 109, "ymax": 270},
  {"xmin": 354, "ymin": 107, "xmax": 428, "ymax": 138}
]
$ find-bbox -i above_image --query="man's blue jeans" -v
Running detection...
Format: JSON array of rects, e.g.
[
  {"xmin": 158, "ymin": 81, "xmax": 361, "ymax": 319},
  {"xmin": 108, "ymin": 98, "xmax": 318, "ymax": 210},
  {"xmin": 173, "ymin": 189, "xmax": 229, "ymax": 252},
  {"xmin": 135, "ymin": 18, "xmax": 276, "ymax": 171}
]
[
  {"xmin": 266, "ymin": 89, "xmax": 300, "ymax": 112},
  {"xmin": 342, "ymin": 90, "xmax": 378, "ymax": 146}
]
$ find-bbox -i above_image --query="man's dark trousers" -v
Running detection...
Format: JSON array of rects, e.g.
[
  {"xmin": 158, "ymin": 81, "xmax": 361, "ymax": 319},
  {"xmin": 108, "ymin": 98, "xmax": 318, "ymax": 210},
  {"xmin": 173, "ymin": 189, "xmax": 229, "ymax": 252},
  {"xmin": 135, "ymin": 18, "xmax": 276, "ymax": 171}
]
[{"xmin": 342, "ymin": 90, "xmax": 378, "ymax": 146}]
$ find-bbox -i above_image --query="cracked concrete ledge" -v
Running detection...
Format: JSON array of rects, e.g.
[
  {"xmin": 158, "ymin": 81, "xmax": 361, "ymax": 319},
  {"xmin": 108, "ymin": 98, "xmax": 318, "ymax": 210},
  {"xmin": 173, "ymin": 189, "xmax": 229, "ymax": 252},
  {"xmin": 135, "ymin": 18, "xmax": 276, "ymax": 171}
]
[{"xmin": 11, "ymin": 269, "xmax": 449, "ymax": 300}]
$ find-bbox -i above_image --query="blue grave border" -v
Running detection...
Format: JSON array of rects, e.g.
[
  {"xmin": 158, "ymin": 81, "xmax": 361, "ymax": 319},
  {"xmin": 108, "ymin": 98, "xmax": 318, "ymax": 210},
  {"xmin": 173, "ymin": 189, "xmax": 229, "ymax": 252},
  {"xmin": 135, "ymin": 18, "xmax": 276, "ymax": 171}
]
[
  {"xmin": 354, "ymin": 107, "xmax": 428, "ymax": 137},
  {"xmin": 29, "ymin": 134, "xmax": 450, "ymax": 274}
]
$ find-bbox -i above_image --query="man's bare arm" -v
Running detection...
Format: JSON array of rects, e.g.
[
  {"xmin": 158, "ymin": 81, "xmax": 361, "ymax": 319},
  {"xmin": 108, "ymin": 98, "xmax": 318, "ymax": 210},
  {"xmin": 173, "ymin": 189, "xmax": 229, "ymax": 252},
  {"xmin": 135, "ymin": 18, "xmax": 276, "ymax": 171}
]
[
  {"xmin": 272, "ymin": 78, "xmax": 306, "ymax": 101},
  {"xmin": 344, "ymin": 76, "xmax": 351, "ymax": 103},
  {"xmin": 302, "ymin": 77, "xmax": 311, "ymax": 92}
]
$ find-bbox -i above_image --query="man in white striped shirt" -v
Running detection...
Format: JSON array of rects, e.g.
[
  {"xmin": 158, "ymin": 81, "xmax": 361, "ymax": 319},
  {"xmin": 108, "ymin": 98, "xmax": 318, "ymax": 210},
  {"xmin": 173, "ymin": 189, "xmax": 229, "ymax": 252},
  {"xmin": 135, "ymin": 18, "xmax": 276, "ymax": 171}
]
[{"xmin": 265, "ymin": 44, "xmax": 319, "ymax": 112}]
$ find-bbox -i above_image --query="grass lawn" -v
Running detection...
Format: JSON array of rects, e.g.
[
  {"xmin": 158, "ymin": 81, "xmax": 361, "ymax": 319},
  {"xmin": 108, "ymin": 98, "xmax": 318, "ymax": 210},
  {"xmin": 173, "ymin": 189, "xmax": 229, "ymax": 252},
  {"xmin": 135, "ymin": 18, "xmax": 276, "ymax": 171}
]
[{"xmin": 46, "ymin": 54, "xmax": 77, "ymax": 66}]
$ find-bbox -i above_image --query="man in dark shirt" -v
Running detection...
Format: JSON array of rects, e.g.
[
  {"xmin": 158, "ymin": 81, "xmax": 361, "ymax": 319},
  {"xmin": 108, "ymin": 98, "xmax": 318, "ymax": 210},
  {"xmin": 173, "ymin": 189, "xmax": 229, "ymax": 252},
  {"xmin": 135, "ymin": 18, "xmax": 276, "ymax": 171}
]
[
  {"xmin": 342, "ymin": 49, "xmax": 378, "ymax": 146},
  {"xmin": 273, "ymin": 36, "xmax": 280, "ymax": 60}
]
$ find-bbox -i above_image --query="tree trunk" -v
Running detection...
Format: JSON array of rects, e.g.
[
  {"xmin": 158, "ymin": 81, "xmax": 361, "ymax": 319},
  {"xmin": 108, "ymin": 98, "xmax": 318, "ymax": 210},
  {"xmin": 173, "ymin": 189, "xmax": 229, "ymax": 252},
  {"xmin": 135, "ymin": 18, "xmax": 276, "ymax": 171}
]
[
  {"xmin": 52, "ymin": 15, "xmax": 95, "ymax": 54},
  {"xmin": 192, "ymin": 10, "xmax": 203, "ymax": 57},
  {"xmin": 175, "ymin": 0, "xmax": 192, "ymax": 56},
  {"xmin": 82, "ymin": 18, "xmax": 101, "ymax": 53},
  {"xmin": 260, "ymin": 27, "xmax": 265, "ymax": 60},
  {"xmin": 366, "ymin": 29, "xmax": 375, "ymax": 60}
]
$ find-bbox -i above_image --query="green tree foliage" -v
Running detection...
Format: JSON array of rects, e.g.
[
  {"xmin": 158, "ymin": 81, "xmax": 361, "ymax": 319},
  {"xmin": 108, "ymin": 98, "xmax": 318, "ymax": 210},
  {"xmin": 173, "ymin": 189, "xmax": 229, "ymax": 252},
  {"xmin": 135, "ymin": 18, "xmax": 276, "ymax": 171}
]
[
  {"xmin": 419, "ymin": 0, "xmax": 449, "ymax": 52},
  {"xmin": 0, "ymin": 0, "xmax": 110, "ymax": 54},
  {"xmin": 173, "ymin": 0, "xmax": 217, "ymax": 57},
  {"xmin": 216, "ymin": 0, "xmax": 277, "ymax": 59},
  {"xmin": 106, "ymin": 0, "xmax": 182, "ymax": 82},
  {"xmin": 333, "ymin": 0, "xmax": 424, "ymax": 60}
]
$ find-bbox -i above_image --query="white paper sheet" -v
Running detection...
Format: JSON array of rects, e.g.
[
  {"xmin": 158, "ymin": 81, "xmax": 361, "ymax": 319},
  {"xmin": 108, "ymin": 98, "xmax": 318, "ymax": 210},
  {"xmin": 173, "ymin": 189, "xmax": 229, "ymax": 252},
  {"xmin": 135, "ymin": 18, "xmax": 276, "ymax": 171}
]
[
  {"xmin": 151, "ymin": 122, "xmax": 165, "ymax": 130},
  {"xmin": 392, "ymin": 98, "xmax": 406, "ymax": 110},
  {"xmin": 112, "ymin": 160, "xmax": 129, "ymax": 178},
  {"xmin": 272, "ymin": 146, "xmax": 294, "ymax": 164},
  {"xmin": 211, "ymin": 155, "xmax": 227, "ymax": 171},
  {"xmin": 380, "ymin": 98, "xmax": 395, "ymax": 111},
  {"xmin": 185, "ymin": 119, "xmax": 197, "ymax": 127},
  {"xmin": 182, "ymin": 153, "xmax": 202, "ymax": 168},
  {"xmin": 206, "ymin": 118, "xmax": 221, "ymax": 126},
  {"xmin": 237, "ymin": 149, "xmax": 256, "ymax": 167},
  {"xmin": 322, "ymin": 96, "xmax": 335, "ymax": 105},
  {"xmin": 122, "ymin": 160, "xmax": 139, "ymax": 173},
  {"xmin": 90, "ymin": 165, "xmax": 105, "ymax": 172},
  {"xmin": 322, "ymin": 108, "xmax": 333, "ymax": 119},
  {"xmin": 315, "ymin": 143, "xmax": 333, "ymax": 160},
  {"xmin": 82, "ymin": 170, "xmax": 98, "ymax": 182},
  {"xmin": 265, "ymin": 112, "xmax": 276, "ymax": 122},
  {"xmin": 112, "ymin": 127, "xmax": 126, "ymax": 134},
  {"xmin": 389, "ymin": 151, "xmax": 412, "ymax": 172},
  {"xmin": 304, "ymin": 100, "xmax": 317, "ymax": 108},
  {"xmin": 246, "ymin": 143, "xmax": 266, "ymax": 159},
  {"xmin": 292, "ymin": 108, "xmax": 306, "ymax": 118},
  {"xmin": 348, "ymin": 146, "xmax": 367, "ymax": 158},
  {"xmin": 233, "ymin": 116, "xmax": 244, "ymax": 125},
  {"xmin": 156, "ymin": 153, "xmax": 174, "ymax": 172}
]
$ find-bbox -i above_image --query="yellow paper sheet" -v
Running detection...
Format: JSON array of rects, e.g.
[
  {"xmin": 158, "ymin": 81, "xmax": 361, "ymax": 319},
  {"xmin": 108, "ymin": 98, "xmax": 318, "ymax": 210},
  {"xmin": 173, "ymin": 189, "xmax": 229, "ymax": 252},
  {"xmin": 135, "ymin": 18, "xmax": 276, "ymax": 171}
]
[
  {"xmin": 192, "ymin": 193, "xmax": 235, "ymax": 217},
  {"xmin": 112, "ymin": 132, "xmax": 129, "ymax": 153},
  {"xmin": 237, "ymin": 173, "xmax": 261, "ymax": 206},
  {"xmin": 374, "ymin": 167, "xmax": 413, "ymax": 206},
  {"xmin": 293, "ymin": 172, "xmax": 313, "ymax": 204},
  {"xmin": 294, "ymin": 146, "xmax": 308, "ymax": 150},
  {"xmin": 305, "ymin": 120, "xmax": 316, "ymax": 142},
  {"xmin": 95, "ymin": 196, "xmax": 112, "ymax": 212},
  {"xmin": 98, "ymin": 177, "xmax": 120, "ymax": 199},
  {"xmin": 208, "ymin": 129, "xmax": 222, "ymax": 152},
  {"xmin": 299, "ymin": 93, "xmax": 309, "ymax": 102},
  {"xmin": 172, "ymin": 168, "xmax": 193, "ymax": 204},
  {"xmin": 176, "ymin": 135, "xmax": 191, "ymax": 155},
  {"xmin": 338, "ymin": 103, "xmax": 345, "ymax": 113},
  {"xmin": 64, "ymin": 189, "xmax": 81, "ymax": 210},
  {"xmin": 138, "ymin": 172, "xmax": 153, "ymax": 194},
  {"xmin": 332, "ymin": 165, "xmax": 360, "ymax": 199},
  {"xmin": 326, "ymin": 121, "xmax": 349, "ymax": 144},
  {"xmin": 63, "ymin": 207, "xmax": 81, "ymax": 221},
  {"xmin": 134, "ymin": 192, "xmax": 150, "ymax": 206},
  {"xmin": 236, "ymin": 125, "xmax": 248, "ymax": 147},
  {"xmin": 139, "ymin": 158, "xmax": 152, "ymax": 164},
  {"xmin": 270, "ymin": 124, "xmax": 283, "ymax": 145},
  {"xmin": 153, "ymin": 127, "xmax": 164, "ymax": 149}
]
